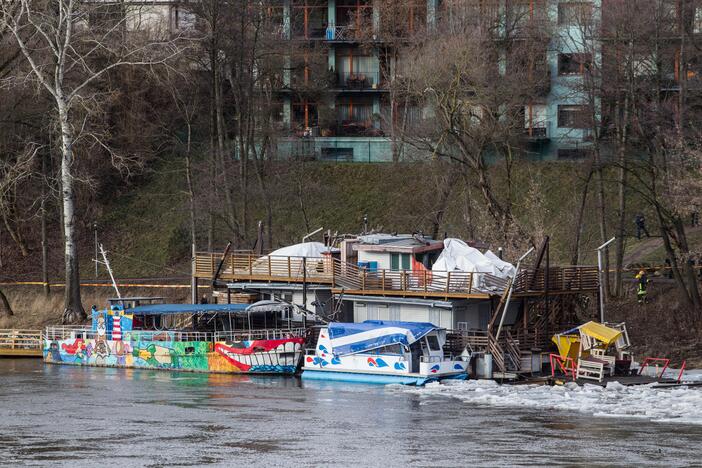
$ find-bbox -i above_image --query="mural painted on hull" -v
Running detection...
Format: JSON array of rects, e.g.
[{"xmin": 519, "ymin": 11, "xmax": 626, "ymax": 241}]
[{"xmin": 44, "ymin": 337, "xmax": 304, "ymax": 374}]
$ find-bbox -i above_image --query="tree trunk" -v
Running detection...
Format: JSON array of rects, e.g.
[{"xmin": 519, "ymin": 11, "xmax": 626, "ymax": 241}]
[
  {"xmin": 41, "ymin": 150, "xmax": 50, "ymax": 296},
  {"xmin": 672, "ymin": 217, "xmax": 702, "ymax": 309},
  {"xmin": 184, "ymin": 122, "xmax": 197, "ymax": 250},
  {"xmin": 570, "ymin": 165, "xmax": 593, "ymax": 265},
  {"xmin": 58, "ymin": 103, "xmax": 85, "ymax": 324},
  {"xmin": 613, "ymin": 151, "xmax": 626, "ymax": 298},
  {"xmin": 1, "ymin": 209, "xmax": 28, "ymax": 257},
  {"xmin": 0, "ymin": 287, "xmax": 12, "ymax": 317},
  {"xmin": 593, "ymin": 146, "xmax": 611, "ymax": 298},
  {"xmin": 430, "ymin": 167, "xmax": 459, "ymax": 240}
]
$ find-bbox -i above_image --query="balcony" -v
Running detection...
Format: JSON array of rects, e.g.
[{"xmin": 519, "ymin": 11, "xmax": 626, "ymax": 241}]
[
  {"xmin": 523, "ymin": 125, "xmax": 549, "ymax": 141},
  {"xmin": 335, "ymin": 71, "xmax": 382, "ymax": 90},
  {"xmin": 326, "ymin": 24, "xmax": 366, "ymax": 41},
  {"xmin": 335, "ymin": 121, "xmax": 384, "ymax": 137}
]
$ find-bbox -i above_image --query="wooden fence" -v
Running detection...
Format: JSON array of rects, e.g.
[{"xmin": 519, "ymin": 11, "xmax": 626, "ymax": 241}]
[{"xmin": 0, "ymin": 329, "xmax": 43, "ymax": 357}]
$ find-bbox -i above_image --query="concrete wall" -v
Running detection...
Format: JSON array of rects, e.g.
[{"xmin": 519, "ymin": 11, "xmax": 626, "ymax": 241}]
[
  {"xmin": 452, "ymin": 300, "xmax": 491, "ymax": 331},
  {"xmin": 277, "ymin": 137, "xmax": 394, "ymax": 163}
]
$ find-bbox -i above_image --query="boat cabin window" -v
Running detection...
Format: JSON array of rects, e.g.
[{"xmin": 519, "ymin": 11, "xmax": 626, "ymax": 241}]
[
  {"xmin": 426, "ymin": 335, "xmax": 441, "ymax": 351},
  {"xmin": 365, "ymin": 344, "xmax": 404, "ymax": 355}
]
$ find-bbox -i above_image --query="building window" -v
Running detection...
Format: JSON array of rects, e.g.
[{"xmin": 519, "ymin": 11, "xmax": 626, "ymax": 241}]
[
  {"xmin": 390, "ymin": 253, "xmax": 411, "ymax": 271},
  {"xmin": 558, "ymin": 53, "xmax": 592, "ymax": 75},
  {"xmin": 695, "ymin": 7, "xmax": 702, "ymax": 34},
  {"xmin": 557, "ymin": 2, "xmax": 592, "ymax": 26},
  {"xmin": 292, "ymin": 101, "xmax": 318, "ymax": 130},
  {"xmin": 557, "ymin": 105, "xmax": 589, "ymax": 128}
]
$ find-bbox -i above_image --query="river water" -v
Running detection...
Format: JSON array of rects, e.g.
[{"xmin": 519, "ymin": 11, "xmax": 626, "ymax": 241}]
[{"xmin": 1, "ymin": 359, "xmax": 701, "ymax": 467}]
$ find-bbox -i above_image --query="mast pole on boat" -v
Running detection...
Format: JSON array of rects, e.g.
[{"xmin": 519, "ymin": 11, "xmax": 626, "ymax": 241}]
[{"xmin": 99, "ymin": 244, "xmax": 121, "ymax": 301}]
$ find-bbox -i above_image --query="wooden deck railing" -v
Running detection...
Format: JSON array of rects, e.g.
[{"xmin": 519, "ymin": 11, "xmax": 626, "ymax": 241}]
[
  {"xmin": 194, "ymin": 251, "xmax": 598, "ymax": 298},
  {"xmin": 0, "ymin": 329, "xmax": 43, "ymax": 357},
  {"xmin": 514, "ymin": 266, "xmax": 599, "ymax": 293},
  {"xmin": 331, "ymin": 259, "xmax": 492, "ymax": 296},
  {"xmin": 194, "ymin": 252, "xmax": 335, "ymax": 284}
]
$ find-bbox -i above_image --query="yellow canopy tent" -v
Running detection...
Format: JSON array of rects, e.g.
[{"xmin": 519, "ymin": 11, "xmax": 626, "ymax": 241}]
[
  {"xmin": 579, "ymin": 321, "xmax": 622, "ymax": 347},
  {"xmin": 552, "ymin": 322, "xmax": 622, "ymax": 359}
]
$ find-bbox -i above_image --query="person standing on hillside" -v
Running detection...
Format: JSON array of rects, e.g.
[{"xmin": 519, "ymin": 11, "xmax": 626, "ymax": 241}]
[
  {"xmin": 635, "ymin": 270, "xmax": 649, "ymax": 304},
  {"xmin": 635, "ymin": 213, "xmax": 650, "ymax": 240},
  {"xmin": 692, "ymin": 205, "xmax": 700, "ymax": 227}
]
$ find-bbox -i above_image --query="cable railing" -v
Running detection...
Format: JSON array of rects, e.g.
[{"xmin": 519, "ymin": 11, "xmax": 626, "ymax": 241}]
[
  {"xmin": 45, "ymin": 326, "xmax": 307, "ymax": 344},
  {"xmin": 214, "ymin": 328, "xmax": 307, "ymax": 342}
]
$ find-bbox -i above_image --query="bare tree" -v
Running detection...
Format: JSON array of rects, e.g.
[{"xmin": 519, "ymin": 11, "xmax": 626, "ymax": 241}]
[
  {"xmin": 0, "ymin": 0, "xmax": 184, "ymax": 322},
  {"xmin": 396, "ymin": 0, "xmax": 551, "ymax": 250}
]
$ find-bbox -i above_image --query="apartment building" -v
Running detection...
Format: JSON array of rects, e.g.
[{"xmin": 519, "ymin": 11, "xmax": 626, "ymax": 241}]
[
  {"xmin": 118, "ymin": 0, "xmax": 702, "ymax": 162},
  {"xmin": 104, "ymin": 0, "xmax": 607, "ymax": 161},
  {"xmin": 264, "ymin": 0, "xmax": 604, "ymax": 162}
]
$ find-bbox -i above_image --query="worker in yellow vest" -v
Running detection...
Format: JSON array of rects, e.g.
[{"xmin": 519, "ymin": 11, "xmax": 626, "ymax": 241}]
[{"xmin": 635, "ymin": 270, "xmax": 649, "ymax": 304}]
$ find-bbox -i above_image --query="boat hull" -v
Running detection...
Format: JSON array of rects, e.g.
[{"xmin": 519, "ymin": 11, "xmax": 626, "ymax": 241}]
[
  {"xmin": 302, "ymin": 369, "xmax": 467, "ymax": 386},
  {"xmin": 43, "ymin": 336, "xmax": 304, "ymax": 374}
]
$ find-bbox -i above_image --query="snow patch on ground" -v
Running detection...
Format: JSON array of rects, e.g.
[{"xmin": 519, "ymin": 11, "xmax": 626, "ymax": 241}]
[{"xmin": 392, "ymin": 375, "xmax": 702, "ymax": 425}]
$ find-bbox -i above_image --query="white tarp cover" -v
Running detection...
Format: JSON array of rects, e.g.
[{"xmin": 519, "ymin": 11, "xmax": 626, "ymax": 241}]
[
  {"xmin": 433, "ymin": 239, "xmax": 515, "ymax": 279},
  {"xmin": 267, "ymin": 242, "xmax": 332, "ymax": 258},
  {"xmin": 246, "ymin": 242, "xmax": 335, "ymax": 278},
  {"xmin": 431, "ymin": 239, "xmax": 516, "ymax": 290},
  {"xmin": 484, "ymin": 250, "xmax": 517, "ymax": 278}
]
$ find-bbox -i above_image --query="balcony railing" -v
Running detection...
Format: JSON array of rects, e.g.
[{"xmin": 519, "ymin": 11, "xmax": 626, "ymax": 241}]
[
  {"xmin": 335, "ymin": 121, "xmax": 383, "ymax": 137},
  {"xmin": 194, "ymin": 252, "xmax": 598, "ymax": 298},
  {"xmin": 335, "ymin": 71, "xmax": 381, "ymax": 89},
  {"xmin": 513, "ymin": 267, "xmax": 599, "ymax": 293},
  {"xmin": 196, "ymin": 253, "xmax": 509, "ymax": 298},
  {"xmin": 524, "ymin": 125, "xmax": 549, "ymax": 140},
  {"xmin": 325, "ymin": 22, "xmax": 372, "ymax": 41},
  {"xmin": 45, "ymin": 326, "xmax": 307, "ymax": 344}
]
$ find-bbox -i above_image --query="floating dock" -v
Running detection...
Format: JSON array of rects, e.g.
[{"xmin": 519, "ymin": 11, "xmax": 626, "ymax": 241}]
[{"xmin": 0, "ymin": 329, "xmax": 43, "ymax": 357}]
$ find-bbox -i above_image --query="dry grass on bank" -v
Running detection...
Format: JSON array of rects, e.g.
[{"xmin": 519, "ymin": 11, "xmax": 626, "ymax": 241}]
[{"xmin": 0, "ymin": 285, "xmax": 189, "ymax": 329}]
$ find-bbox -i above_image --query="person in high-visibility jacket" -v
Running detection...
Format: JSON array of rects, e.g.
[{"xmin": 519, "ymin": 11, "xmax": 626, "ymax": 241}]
[{"xmin": 635, "ymin": 270, "xmax": 649, "ymax": 304}]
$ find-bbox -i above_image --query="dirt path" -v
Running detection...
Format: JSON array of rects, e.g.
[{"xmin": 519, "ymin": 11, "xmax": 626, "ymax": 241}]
[{"xmin": 623, "ymin": 226, "xmax": 702, "ymax": 266}]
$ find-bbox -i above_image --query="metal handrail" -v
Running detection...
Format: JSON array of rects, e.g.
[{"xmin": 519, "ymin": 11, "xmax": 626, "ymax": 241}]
[
  {"xmin": 44, "ymin": 326, "xmax": 307, "ymax": 344},
  {"xmin": 213, "ymin": 328, "xmax": 307, "ymax": 342}
]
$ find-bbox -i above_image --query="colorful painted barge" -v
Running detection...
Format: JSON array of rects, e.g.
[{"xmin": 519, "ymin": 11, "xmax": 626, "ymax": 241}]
[
  {"xmin": 302, "ymin": 321, "xmax": 468, "ymax": 385},
  {"xmin": 44, "ymin": 300, "xmax": 306, "ymax": 374}
]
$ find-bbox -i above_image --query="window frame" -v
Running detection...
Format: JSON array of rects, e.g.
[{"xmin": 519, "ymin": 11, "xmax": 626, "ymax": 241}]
[{"xmin": 557, "ymin": 104, "xmax": 589, "ymax": 129}]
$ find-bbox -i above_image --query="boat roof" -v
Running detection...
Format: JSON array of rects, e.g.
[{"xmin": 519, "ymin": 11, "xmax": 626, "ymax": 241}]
[
  {"xmin": 127, "ymin": 303, "xmax": 248, "ymax": 315},
  {"xmin": 328, "ymin": 320, "xmax": 439, "ymax": 356}
]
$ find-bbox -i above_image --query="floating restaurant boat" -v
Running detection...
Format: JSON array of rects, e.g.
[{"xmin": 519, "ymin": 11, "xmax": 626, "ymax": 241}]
[
  {"xmin": 301, "ymin": 320, "xmax": 468, "ymax": 385},
  {"xmin": 43, "ymin": 299, "xmax": 307, "ymax": 374}
]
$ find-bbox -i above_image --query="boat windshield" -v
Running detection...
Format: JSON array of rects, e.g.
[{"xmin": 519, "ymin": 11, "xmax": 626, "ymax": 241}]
[{"xmin": 426, "ymin": 335, "xmax": 441, "ymax": 351}]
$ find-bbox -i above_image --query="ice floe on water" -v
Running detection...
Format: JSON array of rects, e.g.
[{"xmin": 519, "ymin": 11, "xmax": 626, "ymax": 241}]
[{"xmin": 391, "ymin": 374, "xmax": 702, "ymax": 425}]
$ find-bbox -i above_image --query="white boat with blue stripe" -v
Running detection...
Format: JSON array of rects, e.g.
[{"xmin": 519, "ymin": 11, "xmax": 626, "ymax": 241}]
[{"xmin": 301, "ymin": 320, "xmax": 468, "ymax": 385}]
